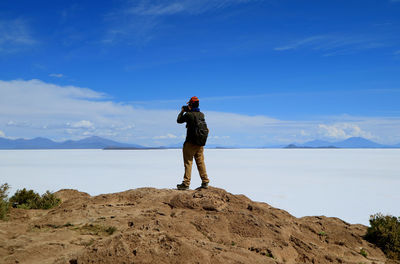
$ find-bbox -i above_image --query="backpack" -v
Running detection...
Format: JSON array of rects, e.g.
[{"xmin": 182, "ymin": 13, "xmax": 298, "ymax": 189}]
[{"xmin": 193, "ymin": 113, "xmax": 209, "ymax": 146}]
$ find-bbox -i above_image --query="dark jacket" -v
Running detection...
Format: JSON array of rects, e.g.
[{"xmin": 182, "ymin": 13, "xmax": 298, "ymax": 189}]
[{"xmin": 177, "ymin": 111, "xmax": 205, "ymax": 145}]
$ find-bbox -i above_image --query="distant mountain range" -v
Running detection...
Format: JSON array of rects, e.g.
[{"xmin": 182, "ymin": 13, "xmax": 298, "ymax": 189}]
[
  {"xmin": 0, "ymin": 136, "xmax": 144, "ymax": 149},
  {"xmin": 0, "ymin": 136, "xmax": 399, "ymax": 149},
  {"xmin": 0, "ymin": 136, "xmax": 238, "ymax": 150},
  {"xmin": 285, "ymin": 137, "xmax": 400, "ymax": 149}
]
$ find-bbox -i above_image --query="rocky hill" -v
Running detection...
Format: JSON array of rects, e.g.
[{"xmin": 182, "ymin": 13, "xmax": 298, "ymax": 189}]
[{"xmin": 0, "ymin": 187, "xmax": 396, "ymax": 264}]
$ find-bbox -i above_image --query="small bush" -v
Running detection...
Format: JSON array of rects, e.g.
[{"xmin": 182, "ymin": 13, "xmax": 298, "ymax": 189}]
[
  {"xmin": 10, "ymin": 188, "xmax": 60, "ymax": 209},
  {"xmin": 17, "ymin": 203, "xmax": 31, "ymax": 210},
  {"xmin": 365, "ymin": 213, "xmax": 400, "ymax": 260},
  {"xmin": 360, "ymin": 248, "xmax": 367, "ymax": 258},
  {"xmin": 0, "ymin": 183, "xmax": 10, "ymax": 220},
  {"xmin": 10, "ymin": 188, "xmax": 40, "ymax": 208},
  {"xmin": 37, "ymin": 191, "xmax": 61, "ymax": 209}
]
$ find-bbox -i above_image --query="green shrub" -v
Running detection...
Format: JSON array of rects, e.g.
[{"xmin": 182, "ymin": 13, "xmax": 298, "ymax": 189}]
[
  {"xmin": 365, "ymin": 213, "xmax": 400, "ymax": 260},
  {"xmin": 10, "ymin": 188, "xmax": 60, "ymax": 209},
  {"xmin": 36, "ymin": 191, "xmax": 61, "ymax": 209},
  {"xmin": 0, "ymin": 183, "xmax": 10, "ymax": 220},
  {"xmin": 360, "ymin": 248, "xmax": 367, "ymax": 258},
  {"xmin": 10, "ymin": 188, "xmax": 40, "ymax": 208}
]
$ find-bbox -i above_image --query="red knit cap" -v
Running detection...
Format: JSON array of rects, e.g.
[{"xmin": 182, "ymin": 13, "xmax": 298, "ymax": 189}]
[{"xmin": 187, "ymin": 96, "xmax": 199, "ymax": 104}]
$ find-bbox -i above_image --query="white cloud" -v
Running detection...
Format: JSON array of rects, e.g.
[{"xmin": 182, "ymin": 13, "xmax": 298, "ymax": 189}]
[
  {"xmin": 318, "ymin": 123, "xmax": 374, "ymax": 140},
  {"xmin": 153, "ymin": 133, "xmax": 178, "ymax": 139},
  {"xmin": 0, "ymin": 18, "xmax": 36, "ymax": 53},
  {"xmin": 0, "ymin": 79, "xmax": 188, "ymax": 145},
  {"xmin": 6, "ymin": 120, "xmax": 32, "ymax": 127},
  {"xmin": 394, "ymin": 50, "xmax": 400, "ymax": 55},
  {"xmin": 274, "ymin": 34, "xmax": 386, "ymax": 55},
  {"xmin": 128, "ymin": 2, "xmax": 185, "ymax": 16},
  {"xmin": 1, "ymin": 79, "xmax": 400, "ymax": 146},
  {"xmin": 274, "ymin": 35, "xmax": 328, "ymax": 51},
  {"xmin": 82, "ymin": 131, "xmax": 93, "ymax": 136},
  {"xmin": 0, "ymin": 79, "xmax": 285, "ymax": 146},
  {"xmin": 70, "ymin": 120, "xmax": 95, "ymax": 129},
  {"xmin": 211, "ymin": 135, "xmax": 230, "ymax": 139},
  {"xmin": 0, "ymin": 79, "xmax": 287, "ymax": 146},
  {"xmin": 126, "ymin": 0, "xmax": 253, "ymax": 16},
  {"xmin": 0, "ymin": 79, "xmax": 105, "ymax": 101},
  {"xmin": 104, "ymin": 0, "xmax": 255, "ymax": 45},
  {"xmin": 49, "ymin": 73, "xmax": 64, "ymax": 78},
  {"xmin": 0, "ymin": 130, "xmax": 5, "ymax": 138}
]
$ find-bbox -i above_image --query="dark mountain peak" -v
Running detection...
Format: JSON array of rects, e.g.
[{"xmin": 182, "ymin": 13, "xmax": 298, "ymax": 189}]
[
  {"xmin": 284, "ymin": 144, "xmax": 303, "ymax": 148},
  {"xmin": 301, "ymin": 139, "xmax": 333, "ymax": 147},
  {"xmin": 84, "ymin": 135, "xmax": 103, "ymax": 140},
  {"xmin": 334, "ymin": 137, "xmax": 383, "ymax": 148},
  {"xmin": 73, "ymin": 136, "xmax": 129, "ymax": 146},
  {"xmin": 74, "ymin": 135, "xmax": 107, "ymax": 143},
  {"xmin": 341, "ymin": 137, "xmax": 371, "ymax": 142},
  {"xmin": 31, "ymin": 137, "xmax": 55, "ymax": 142},
  {"xmin": 287, "ymin": 137, "xmax": 391, "ymax": 148},
  {"xmin": 60, "ymin": 136, "xmax": 143, "ymax": 148}
]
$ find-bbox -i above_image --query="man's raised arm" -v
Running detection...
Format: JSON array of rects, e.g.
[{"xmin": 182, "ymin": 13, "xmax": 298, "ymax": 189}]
[{"xmin": 177, "ymin": 109, "xmax": 186, "ymax": 124}]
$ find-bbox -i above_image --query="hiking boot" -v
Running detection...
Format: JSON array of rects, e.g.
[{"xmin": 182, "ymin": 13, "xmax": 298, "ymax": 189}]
[
  {"xmin": 197, "ymin": 182, "xmax": 208, "ymax": 189},
  {"xmin": 177, "ymin": 183, "xmax": 189, "ymax": 190}
]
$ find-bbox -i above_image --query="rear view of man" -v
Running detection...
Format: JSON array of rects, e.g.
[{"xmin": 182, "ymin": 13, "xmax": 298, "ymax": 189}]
[{"xmin": 176, "ymin": 96, "xmax": 210, "ymax": 190}]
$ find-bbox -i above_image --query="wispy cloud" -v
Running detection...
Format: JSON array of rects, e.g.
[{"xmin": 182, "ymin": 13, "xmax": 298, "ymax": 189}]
[
  {"xmin": 153, "ymin": 133, "xmax": 179, "ymax": 139},
  {"xmin": 130, "ymin": 88, "xmax": 400, "ymax": 110},
  {"xmin": 126, "ymin": 0, "xmax": 253, "ymax": 16},
  {"xmin": 49, "ymin": 73, "xmax": 64, "ymax": 78},
  {"xmin": 0, "ymin": 18, "xmax": 37, "ymax": 53},
  {"xmin": 274, "ymin": 35, "xmax": 328, "ymax": 51},
  {"xmin": 69, "ymin": 120, "xmax": 95, "ymax": 129},
  {"xmin": 103, "ymin": 0, "xmax": 256, "ymax": 45},
  {"xmin": 274, "ymin": 34, "xmax": 387, "ymax": 55},
  {"xmin": 126, "ymin": 2, "xmax": 185, "ymax": 16},
  {"xmin": 394, "ymin": 50, "xmax": 400, "ymax": 55}
]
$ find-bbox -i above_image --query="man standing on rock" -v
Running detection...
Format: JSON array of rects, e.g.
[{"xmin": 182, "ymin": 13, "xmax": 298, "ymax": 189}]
[{"xmin": 176, "ymin": 96, "xmax": 210, "ymax": 190}]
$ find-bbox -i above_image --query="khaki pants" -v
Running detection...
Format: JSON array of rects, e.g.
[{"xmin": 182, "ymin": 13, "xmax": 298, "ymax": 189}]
[{"xmin": 182, "ymin": 142, "xmax": 209, "ymax": 186}]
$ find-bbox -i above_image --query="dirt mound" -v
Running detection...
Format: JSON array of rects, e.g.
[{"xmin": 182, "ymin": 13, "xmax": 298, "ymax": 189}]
[
  {"xmin": 55, "ymin": 189, "xmax": 90, "ymax": 202},
  {"xmin": 0, "ymin": 187, "xmax": 394, "ymax": 264}
]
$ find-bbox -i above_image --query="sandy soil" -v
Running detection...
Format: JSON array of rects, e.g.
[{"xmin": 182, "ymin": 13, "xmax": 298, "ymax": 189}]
[{"xmin": 0, "ymin": 187, "xmax": 397, "ymax": 264}]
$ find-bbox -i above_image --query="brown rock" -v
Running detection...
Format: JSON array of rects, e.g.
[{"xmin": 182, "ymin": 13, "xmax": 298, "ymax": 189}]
[{"xmin": 0, "ymin": 187, "xmax": 393, "ymax": 264}]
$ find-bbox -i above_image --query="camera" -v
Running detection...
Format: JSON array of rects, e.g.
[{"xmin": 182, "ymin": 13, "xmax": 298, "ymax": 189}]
[{"xmin": 182, "ymin": 105, "xmax": 190, "ymax": 112}]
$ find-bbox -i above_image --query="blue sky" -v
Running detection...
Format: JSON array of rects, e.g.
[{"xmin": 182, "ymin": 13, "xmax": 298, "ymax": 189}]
[{"xmin": 1, "ymin": 0, "xmax": 400, "ymax": 146}]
